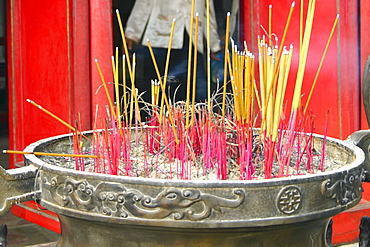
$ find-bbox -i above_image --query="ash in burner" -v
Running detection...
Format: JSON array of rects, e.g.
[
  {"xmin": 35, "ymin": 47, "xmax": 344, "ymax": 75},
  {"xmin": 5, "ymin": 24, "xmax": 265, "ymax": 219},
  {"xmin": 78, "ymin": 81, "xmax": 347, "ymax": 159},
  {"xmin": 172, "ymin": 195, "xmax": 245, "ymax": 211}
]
[{"xmin": 35, "ymin": 131, "xmax": 353, "ymax": 181}]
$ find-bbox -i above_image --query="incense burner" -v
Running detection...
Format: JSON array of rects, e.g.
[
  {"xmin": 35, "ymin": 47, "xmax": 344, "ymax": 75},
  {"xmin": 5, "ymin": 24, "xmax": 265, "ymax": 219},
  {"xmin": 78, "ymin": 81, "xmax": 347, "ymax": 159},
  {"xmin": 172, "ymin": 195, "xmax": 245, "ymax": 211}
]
[{"xmin": 1, "ymin": 130, "xmax": 370, "ymax": 247}]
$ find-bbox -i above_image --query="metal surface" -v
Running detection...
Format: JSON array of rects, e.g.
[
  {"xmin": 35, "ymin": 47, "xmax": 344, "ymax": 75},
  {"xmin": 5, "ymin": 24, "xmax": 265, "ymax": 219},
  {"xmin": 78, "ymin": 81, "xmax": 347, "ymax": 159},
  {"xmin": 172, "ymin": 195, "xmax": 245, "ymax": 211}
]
[
  {"xmin": 360, "ymin": 3, "xmax": 370, "ymax": 130},
  {"xmin": 0, "ymin": 164, "xmax": 37, "ymax": 216},
  {"xmin": 0, "ymin": 131, "xmax": 359, "ymax": 246},
  {"xmin": 359, "ymin": 216, "xmax": 370, "ymax": 247},
  {"xmin": 363, "ymin": 55, "xmax": 370, "ymax": 128},
  {"xmin": 347, "ymin": 130, "xmax": 370, "ymax": 181},
  {"xmin": 55, "ymin": 214, "xmax": 330, "ymax": 247}
]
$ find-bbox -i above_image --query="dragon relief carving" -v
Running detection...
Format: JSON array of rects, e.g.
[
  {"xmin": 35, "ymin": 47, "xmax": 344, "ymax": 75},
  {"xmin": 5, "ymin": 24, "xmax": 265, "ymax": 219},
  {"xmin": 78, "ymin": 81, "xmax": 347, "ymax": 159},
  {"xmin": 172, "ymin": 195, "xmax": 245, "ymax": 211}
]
[
  {"xmin": 321, "ymin": 168, "xmax": 364, "ymax": 205},
  {"xmin": 42, "ymin": 176, "xmax": 246, "ymax": 220}
]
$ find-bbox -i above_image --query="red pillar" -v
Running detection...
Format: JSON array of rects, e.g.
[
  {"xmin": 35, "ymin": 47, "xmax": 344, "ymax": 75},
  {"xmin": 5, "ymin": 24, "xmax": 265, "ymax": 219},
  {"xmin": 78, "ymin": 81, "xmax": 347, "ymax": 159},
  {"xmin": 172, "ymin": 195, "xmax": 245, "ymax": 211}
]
[{"xmin": 90, "ymin": 0, "xmax": 113, "ymax": 128}]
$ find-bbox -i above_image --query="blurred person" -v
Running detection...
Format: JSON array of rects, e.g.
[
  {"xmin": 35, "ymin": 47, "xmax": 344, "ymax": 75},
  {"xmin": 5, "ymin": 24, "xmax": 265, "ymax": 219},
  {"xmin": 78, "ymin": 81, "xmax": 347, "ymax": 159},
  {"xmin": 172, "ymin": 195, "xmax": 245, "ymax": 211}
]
[{"xmin": 124, "ymin": 0, "xmax": 222, "ymax": 103}]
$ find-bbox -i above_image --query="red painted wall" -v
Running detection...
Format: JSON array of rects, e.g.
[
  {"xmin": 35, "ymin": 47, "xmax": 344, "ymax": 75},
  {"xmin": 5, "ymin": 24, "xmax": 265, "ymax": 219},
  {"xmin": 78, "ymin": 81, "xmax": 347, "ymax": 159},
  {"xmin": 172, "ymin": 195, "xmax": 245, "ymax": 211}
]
[
  {"xmin": 7, "ymin": 0, "xmax": 112, "ymax": 166},
  {"xmin": 8, "ymin": 0, "xmax": 70, "ymax": 165}
]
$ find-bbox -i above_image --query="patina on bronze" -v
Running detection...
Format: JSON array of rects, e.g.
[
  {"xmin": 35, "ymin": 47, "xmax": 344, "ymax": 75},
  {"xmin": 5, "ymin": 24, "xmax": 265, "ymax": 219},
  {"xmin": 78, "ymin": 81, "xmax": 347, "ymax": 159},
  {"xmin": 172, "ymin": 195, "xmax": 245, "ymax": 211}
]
[{"xmin": 0, "ymin": 130, "xmax": 368, "ymax": 247}]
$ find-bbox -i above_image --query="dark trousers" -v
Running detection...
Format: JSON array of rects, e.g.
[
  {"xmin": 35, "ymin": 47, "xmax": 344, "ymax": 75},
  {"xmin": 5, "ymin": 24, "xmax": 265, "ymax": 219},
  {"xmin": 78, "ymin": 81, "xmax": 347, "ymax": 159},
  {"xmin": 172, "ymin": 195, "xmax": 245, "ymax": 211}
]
[{"xmin": 133, "ymin": 32, "xmax": 209, "ymax": 105}]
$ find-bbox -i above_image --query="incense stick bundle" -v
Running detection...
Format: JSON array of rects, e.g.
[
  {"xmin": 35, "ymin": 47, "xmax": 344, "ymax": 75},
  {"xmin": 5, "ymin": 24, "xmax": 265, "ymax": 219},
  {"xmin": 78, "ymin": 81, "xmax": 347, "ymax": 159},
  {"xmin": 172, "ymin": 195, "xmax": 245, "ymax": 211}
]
[
  {"xmin": 292, "ymin": 0, "xmax": 316, "ymax": 110},
  {"xmin": 24, "ymin": 2, "xmax": 336, "ymax": 181}
]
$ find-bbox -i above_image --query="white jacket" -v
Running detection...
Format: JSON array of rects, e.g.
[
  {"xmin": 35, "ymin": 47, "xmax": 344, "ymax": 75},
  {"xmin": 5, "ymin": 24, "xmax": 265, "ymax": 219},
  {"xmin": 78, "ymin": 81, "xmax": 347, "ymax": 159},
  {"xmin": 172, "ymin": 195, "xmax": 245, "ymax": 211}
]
[{"xmin": 125, "ymin": 0, "xmax": 221, "ymax": 53}]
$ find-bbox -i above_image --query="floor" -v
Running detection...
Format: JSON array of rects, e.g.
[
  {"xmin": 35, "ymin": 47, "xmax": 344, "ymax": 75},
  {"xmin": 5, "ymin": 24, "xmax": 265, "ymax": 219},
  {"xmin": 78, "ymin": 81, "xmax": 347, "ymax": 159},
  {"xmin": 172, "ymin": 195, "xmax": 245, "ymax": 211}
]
[
  {"xmin": 0, "ymin": 213, "xmax": 58, "ymax": 247},
  {"xmin": 0, "ymin": 122, "xmax": 360, "ymax": 246}
]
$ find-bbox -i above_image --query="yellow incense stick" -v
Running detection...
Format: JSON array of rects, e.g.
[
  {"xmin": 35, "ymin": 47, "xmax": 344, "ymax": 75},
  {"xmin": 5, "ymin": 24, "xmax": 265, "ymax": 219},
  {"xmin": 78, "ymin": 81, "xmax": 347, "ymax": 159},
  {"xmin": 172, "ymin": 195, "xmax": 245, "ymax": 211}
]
[
  {"xmin": 111, "ymin": 55, "xmax": 116, "ymax": 81},
  {"xmin": 243, "ymin": 54, "xmax": 250, "ymax": 122},
  {"xmin": 221, "ymin": 12, "xmax": 231, "ymax": 118},
  {"xmin": 253, "ymin": 80, "xmax": 261, "ymax": 110},
  {"xmin": 26, "ymin": 99, "xmax": 90, "ymax": 140},
  {"xmin": 230, "ymin": 44, "xmax": 241, "ymax": 121},
  {"xmin": 279, "ymin": 1, "xmax": 295, "ymax": 58},
  {"xmin": 93, "ymin": 104, "xmax": 99, "ymax": 130},
  {"xmin": 151, "ymin": 80, "xmax": 155, "ymax": 106},
  {"xmin": 95, "ymin": 59, "xmax": 117, "ymax": 120},
  {"xmin": 146, "ymin": 39, "xmax": 166, "ymax": 107},
  {"xmin": 27, "ymin": 99, "xmax": 83, "ymax": 135},
  {"xmin": 146, "ymin": 39, "xmax": 179, "ymax": 143},
  {"xmin": 272, "ymin": 45, "xmax": 293, "ymax": 141},
  {"xmin": 159, "ymin": 18, "xmax": 176, "ymax": 122},
  {"xmin": 115, "ymin": 9, "xmax": 133, "ymax": 81},
  {"xmin": 292, "ymin": 0, "xmax": 316, "ymax": 110},
  {"xmin": 300, "ymin": 0, "xmax": 304, "ymax": 52},
  {"xmin": 113, "ymin": 48, "xmax": 122, "ymax": 131},
  {"xmin": 206, "ymin": 0, "xmax": 211, "ymax": 110},
  {"xmin": 4, "ymin": 150, "xmax": 101, "ymax": 159},
  {"xmin": 129, "ymin": 56, "xmax": 135, "ymax": 124},
  {"xmin": 304, "ymin": 14, "xmax": 339, "ymax": 114},
  {"xmin": 111, "ymin": 56, "xmax": 119, "ymax": 130},
  {"xmin": 190, "ymin": 13, "xmax": 199, "ymax": 126},
  {"xmin": 133, "ymin": 57, "xmax": 141, "ymax": 124},
  {"xmin": 258, "ymin": 38, "xmax": 267, "ymax": 130},
  {"xmin": 265, "ymin": 47, "xmax": 275, "ymax": 136},
  {"xmin": 122, "ymin": 55, "xmax": 128, "ymax": 123},
  {"xmin": 264, "ymin": 1, "xmax": 295, "ymax": 112},
  {"xmin": 185, "ymin": 0, "xmax": 196, "ymax": 127},
  {"xmin": 129, "ymin": 54, "xmax": 141, "ymax": 124},
  {"xmin": 269, "ymin": 4, "xmax": 272, "ymax": 46}
]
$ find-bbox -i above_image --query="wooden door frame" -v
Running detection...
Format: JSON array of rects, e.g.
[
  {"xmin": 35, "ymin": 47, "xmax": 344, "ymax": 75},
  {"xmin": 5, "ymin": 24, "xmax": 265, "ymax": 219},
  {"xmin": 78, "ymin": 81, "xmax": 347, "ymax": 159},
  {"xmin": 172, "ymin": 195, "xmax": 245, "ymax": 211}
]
[{"xmin": 6, "ymin": 0, "xmax": 112, "ymax": 232}]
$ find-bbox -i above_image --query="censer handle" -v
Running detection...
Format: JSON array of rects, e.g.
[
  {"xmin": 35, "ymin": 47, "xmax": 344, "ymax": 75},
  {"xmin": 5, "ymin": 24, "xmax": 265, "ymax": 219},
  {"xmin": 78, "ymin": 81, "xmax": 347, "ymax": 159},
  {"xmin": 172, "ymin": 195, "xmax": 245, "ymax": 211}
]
[
  {"xmin": 0, "ymin": 165, "xmax": 38, "ymax": 216},
  {"xmin": 347, "ymin": 55, "xmax": 370, "ymax": 181},
  {"xmin": 363, "ymin": 54, "xmax": 370, "ymax": 126},
  {"xmin": 347, "ymin": 130, "xmax": 370, "ymax": 181}
]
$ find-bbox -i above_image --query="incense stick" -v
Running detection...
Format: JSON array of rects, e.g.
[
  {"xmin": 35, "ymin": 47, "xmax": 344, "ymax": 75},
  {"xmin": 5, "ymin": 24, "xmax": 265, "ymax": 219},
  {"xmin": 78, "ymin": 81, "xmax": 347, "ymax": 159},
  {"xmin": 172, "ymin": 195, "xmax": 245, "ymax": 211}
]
[
  {"xmin": 159, "ymin": 18, "xmax": 176, "ymax": 123},
  {"xmin": 112, "ymin": 50, "xmax": 122, "ymax": 131},
  {"xmin": 185, "ymin": 0, "xmax": 196, "ymax": 127},
  {"xmin": 190, "ymin": 13, "xmax": 199, "ymax": 126},
  {"xmin": 206, "ymin": 0, "xmax": 211, "ymax": 110},
  {"xmin": 146, "ymin": 39, "xmax": 179, "ymax": 144},
  {"xmin": 3, "ymin": 150, "xmax": 101, "ymax": 159},
  {"xmin": 292, "ymin": 0, "xmax": 316, "ymax": 110},
  {"xmin": 27, "ymin": 99, "xmax": 77, "ymax": 132},
  {"xmin": 122, "ymin": 55, "xmax": 128, "ymax": 122},
  {"xmin": 264, "ymin": 1, "xmax": 295, "ymax": 116},
  {"xmin": 269, "ymin": 4, "xmax": 272, "ymax": 46},
  {"xmin": 304, "ymin": 14, "xmax": 339, "ymax": 114},
  {"xmin": 221, "ymin": 12, "xmax": 231, "ymax": 118},
  {"xmin": 95, "ymin": 59, "xmax": 117, "ymax": 120},
  {"xmin": 300, "ymin": 0, "xmax": 304, "ymax": 52},
  {"xmin": 115, "ymin": 9, "xmax": 133, "ymax": 81},
  {"xmin": 31, "ymin": 3, "xmax": 336, "ymax": 180}
]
